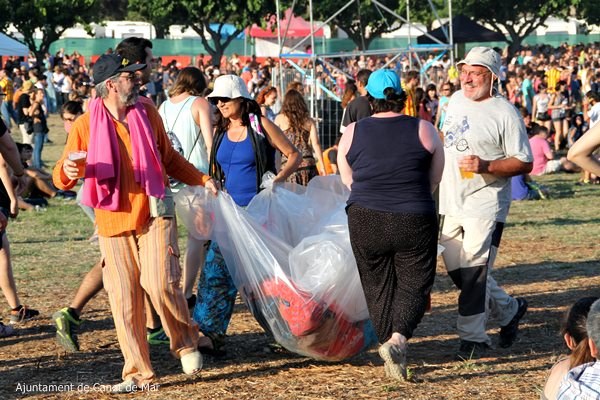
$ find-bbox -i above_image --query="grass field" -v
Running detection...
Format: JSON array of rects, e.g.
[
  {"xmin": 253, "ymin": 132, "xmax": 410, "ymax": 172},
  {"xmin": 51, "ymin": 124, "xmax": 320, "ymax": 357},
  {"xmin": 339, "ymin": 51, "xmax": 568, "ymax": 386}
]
[{"xmin": 0, "ymin": 114, "xmax": 599, "ymax": 399}]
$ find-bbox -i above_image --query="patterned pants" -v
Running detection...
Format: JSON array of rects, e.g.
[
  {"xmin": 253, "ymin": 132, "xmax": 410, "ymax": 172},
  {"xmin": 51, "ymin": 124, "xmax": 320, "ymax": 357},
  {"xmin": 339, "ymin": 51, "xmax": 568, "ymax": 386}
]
[
  {"xmin": 347, "ymin": 205, "xmax": 438, "ymax": 342},
  {"xmin": 192, "ymin": 241, "xmax": 237, "ymax": 344}
]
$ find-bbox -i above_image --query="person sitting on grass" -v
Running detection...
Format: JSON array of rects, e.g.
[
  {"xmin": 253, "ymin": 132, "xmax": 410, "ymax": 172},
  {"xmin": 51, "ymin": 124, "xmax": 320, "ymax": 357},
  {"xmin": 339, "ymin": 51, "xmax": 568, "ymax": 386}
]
[
  {"xmin": 511, "ymin": 173, "xmax": 550, "ymax": 201},
  {"xmin": 543, "ymin": 297, "xmax": 598, "ymax": 400},
  {"xmin": 557, "ymin": 298, "xmax": 600, "ymax": 399},
  {"xmin": 15, "ymin": 143, "xmax": 75, "ymax": 207},
  {"xmin": 529, "ymin": 125, "xmax": 579, "ymax": 176}
]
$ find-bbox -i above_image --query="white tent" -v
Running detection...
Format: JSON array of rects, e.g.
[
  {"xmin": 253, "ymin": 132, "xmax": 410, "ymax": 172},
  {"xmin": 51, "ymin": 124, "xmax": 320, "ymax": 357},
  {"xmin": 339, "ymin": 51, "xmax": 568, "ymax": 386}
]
[{"xmin": 0, "ymin": 33, "xmax": 29, "ymax": 56}]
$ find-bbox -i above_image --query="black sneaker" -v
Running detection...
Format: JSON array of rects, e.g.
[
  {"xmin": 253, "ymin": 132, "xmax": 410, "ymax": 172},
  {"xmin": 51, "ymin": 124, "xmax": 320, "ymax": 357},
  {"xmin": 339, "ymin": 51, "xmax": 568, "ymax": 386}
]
[
  {"xmin": 499, "ymin": 297, "xmax": 528, "ymax": 348},
  {"xmin": 9, "ymin": 305, "xmax": 39, "ymax": 324},
  {"xmin": 456, "ymin": 340, "xmax": 490, "ymax": 360}
]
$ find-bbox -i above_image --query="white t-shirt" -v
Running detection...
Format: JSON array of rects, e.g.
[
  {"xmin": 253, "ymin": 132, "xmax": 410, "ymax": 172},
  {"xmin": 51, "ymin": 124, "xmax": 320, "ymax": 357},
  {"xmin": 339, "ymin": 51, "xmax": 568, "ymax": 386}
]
[
  {"xmin": 589, "ymin": 102, "xmax": 600, "ymax": 128},
  {"xmin": 439, "ymin": 90, "xmax": 533, "ymax": 222}
]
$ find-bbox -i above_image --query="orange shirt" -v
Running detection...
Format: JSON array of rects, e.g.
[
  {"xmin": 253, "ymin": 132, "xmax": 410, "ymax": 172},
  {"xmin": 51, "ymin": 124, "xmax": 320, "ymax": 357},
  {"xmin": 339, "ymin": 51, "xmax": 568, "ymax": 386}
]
[
  {"xmin": 53, "ymin": 100, "xmax": 211, "ymax": 237},
  {"xmin": 321, "ymin": 147, "xmax": 336, "ymax": 175}
]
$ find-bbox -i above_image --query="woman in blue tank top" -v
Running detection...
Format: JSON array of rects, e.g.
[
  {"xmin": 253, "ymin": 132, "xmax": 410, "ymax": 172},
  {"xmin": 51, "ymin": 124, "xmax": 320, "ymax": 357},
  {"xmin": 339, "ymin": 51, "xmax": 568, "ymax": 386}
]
[
  {"xmin": 337, "ymin": 69, "xmax": 445, "ymax": 381},
  {"xmin": 192, "ymin": 74, "xmax": 300, "ymax": 354}
]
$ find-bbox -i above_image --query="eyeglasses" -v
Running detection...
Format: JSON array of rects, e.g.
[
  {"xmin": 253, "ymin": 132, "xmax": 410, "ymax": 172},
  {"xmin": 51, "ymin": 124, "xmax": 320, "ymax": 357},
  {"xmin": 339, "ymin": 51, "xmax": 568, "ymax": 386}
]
[
  {"xmin": 210, "ymin": 97, "xmax": 232, "ymax": 105},
  {"xmin": 118, "ymin": 73, "xmax": 135, "ymax": 81},
  {"xmin": 442, "ymin": 87, "xmax": 451, "ymax": 91},
  {"xmin": 459, "ymin": 69, "xmax": 489, "ymax": 78}
]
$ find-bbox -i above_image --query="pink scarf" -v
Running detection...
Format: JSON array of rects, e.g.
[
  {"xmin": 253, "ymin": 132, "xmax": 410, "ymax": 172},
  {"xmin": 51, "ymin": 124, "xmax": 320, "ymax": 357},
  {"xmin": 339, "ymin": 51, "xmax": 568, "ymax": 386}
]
[{"xmin": 81, "ymin": 98, "xmax": 165, "ymax": 211}]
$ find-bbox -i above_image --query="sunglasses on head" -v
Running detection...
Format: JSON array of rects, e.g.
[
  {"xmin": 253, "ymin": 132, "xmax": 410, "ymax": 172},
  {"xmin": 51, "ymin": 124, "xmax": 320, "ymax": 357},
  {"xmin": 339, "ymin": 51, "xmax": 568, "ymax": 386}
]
[{"xmin": 210, "ymin": 97, "xmax": 232, "ymax": 105}]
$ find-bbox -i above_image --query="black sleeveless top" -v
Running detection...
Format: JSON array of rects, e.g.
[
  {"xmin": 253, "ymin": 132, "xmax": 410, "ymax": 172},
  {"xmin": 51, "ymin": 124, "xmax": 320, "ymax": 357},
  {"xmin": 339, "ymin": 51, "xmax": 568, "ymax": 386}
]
[{"xmin": 346, "ymin": 115, "xmax": 435, "ymax": 214}]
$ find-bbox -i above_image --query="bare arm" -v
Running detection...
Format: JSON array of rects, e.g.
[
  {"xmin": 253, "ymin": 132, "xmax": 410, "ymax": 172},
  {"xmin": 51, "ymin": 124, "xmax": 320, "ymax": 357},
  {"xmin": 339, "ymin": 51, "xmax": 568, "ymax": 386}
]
[
  {"xmin": 434, "ymin": 101, "xmax": 442, "ymax": 130},
  {"xmin": 337, "ymin": 123, "xmax": 355, "ymax": 190},
  {"xmin": 0, "ymin": 154, "xmax": 18, "ymax": 218},
  {"xmin": 0, "ymin": 130, "xmax": 26, "ymax": 177},
  {"xmin": 459, "ymin": 155, "xmax": 533, "ymax": 177},
  {"xmin": 567, "ymin": 122, "xmax": 600, "ymax": 176},
  {"xmin": 418, "ymin": 120, "xmax": 445, "ymax": 192},
  {"xmin": 261, "ymin": 116, "xmax": 301, "ymax": 183},
  {"xmin": 308, "ymin": 119, "xmax": 325, "ymax": 175}
]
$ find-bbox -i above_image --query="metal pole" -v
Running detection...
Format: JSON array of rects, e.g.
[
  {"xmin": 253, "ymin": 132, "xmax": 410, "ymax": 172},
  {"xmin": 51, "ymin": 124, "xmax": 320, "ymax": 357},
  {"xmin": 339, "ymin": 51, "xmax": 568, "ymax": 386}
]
[
  {"xmin": 276, "ymin": 0, "xmax": 284, "ymax": 96},
  {"xmin": 309, "ymin": 0, "xmax": 317, "ymax": 119},
  {"xmin": 449, "ymin": 0, "xmax": 454, "ymax": 65},
  {"xmin": 407, "ymin": 0, "xmax": 411, "ymax": 70}
]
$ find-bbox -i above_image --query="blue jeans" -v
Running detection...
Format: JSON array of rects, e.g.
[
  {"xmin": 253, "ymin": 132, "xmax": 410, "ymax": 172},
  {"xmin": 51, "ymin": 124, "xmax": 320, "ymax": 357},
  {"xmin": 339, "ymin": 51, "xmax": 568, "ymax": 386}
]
[
  {"xmin": 0, "ymin": 101, "xmax": 17, "ymax": 128},
  {"xmin": 33, "ymin": 131, "xmax": 45, "ymax": 169}
]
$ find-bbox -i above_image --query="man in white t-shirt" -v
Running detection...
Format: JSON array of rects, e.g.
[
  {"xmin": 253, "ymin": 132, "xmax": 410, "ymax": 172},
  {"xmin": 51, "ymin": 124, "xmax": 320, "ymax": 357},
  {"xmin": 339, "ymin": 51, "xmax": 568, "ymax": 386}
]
[
  {"xmin": 439, "ymin": 47, "xmax": 534, "ymax": 360},
  {"xmin": 585, "ymin": 91, "xmax": 600, "ymax": 128}
]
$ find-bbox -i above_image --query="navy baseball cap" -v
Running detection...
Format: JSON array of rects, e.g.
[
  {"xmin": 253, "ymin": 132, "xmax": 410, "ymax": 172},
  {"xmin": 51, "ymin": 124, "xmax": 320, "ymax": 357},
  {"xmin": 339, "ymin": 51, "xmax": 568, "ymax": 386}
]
[{"xmin": 92, "ymin": 54, "xmax": 146, "ymax": 84}]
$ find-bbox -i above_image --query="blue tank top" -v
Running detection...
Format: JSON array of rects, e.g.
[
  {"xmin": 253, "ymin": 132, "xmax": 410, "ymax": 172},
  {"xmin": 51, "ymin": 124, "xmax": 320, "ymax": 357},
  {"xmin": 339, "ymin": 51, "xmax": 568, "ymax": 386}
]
[
  {"xmin": 216, "ymin": 131, "xmax": 258, "ymax": 206},
  {"xmin": 346, "ymin": 115, "xmax": 435, "ymax": 214}
]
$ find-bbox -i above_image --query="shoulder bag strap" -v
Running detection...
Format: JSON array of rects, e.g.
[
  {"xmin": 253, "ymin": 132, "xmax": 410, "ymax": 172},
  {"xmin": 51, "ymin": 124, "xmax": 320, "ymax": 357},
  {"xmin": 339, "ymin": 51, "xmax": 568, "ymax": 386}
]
[{"xmin": 164, "ymin": 96, "xmax": 194, "ymax": 133}]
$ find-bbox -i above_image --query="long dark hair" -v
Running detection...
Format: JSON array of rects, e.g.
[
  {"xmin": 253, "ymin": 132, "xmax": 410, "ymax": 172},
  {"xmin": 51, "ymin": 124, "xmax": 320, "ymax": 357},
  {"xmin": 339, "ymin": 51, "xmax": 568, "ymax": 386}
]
[
  {"xmin": 281, "ymin": 89, "xmax": 310, "ymax": 131},
  {"xmin": 561, "ymin": 296, "xmax": 598, "ymax": 368},
  {"xmin": 213, "ymin": 98, "xmax": 262, "ymax": 135}
]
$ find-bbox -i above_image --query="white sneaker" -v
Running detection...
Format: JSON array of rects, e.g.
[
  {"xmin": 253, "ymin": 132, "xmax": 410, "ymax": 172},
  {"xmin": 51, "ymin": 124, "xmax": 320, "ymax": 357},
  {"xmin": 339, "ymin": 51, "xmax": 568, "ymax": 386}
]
[{"xmin": 181, "ymin": 350, "xmax": 203, "ymax": 375}]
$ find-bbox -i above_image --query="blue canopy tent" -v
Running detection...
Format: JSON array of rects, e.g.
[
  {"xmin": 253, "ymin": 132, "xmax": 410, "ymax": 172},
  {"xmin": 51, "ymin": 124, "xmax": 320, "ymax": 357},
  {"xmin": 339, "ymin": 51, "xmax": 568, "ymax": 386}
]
[
  {"xmin": 0, "ymin": 33, "xmax": 29, "ymax": 56},
  {"xmin": 208, "ymin": 23, "xmax": 245, "ymax": 39}
]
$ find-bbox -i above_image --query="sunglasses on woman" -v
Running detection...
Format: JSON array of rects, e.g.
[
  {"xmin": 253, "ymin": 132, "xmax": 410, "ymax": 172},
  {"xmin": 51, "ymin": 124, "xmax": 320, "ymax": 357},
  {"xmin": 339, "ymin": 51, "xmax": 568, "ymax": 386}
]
[{"xmin": 210, "ymin": 97, "xmax": 233, "ymax": 105}]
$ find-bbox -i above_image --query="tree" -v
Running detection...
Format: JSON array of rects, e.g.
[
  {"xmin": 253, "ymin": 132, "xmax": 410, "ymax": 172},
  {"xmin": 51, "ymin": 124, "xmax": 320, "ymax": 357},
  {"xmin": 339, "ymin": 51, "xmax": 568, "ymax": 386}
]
[
  {"xmin": 178, "ymin": 0, "xmax": 279, "ymax": 66},
  {"xmin": 130, "ymin": 0, "xmax": 279, "ymax": 65},
  {"xmin": 402, "ymin": 0, "xmax": 448, "ymax": 31},
  {"xmin": 311, "ymin": 0, "xmax": 402, "ymax": 50},
  {"xmin": 576, "ymin": 0, "xmax": 600, "ymax": 26},
  {"xmin": 457, "ymin": 0, "xmax": 574, "ymax": 59},
  {"xmin": 128, "ymin": 0, "xmax": 188, "ymax": 39},
  {"xmin": 0, "ymin": 0, "xmax": 97, "ymax": 67}
]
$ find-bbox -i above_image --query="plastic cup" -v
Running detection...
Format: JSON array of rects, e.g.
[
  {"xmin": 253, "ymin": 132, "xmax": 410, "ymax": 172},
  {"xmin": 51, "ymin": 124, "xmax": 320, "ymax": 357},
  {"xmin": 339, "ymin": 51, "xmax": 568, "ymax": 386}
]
[
  {"xmin": 458, "ymin": 155, "xmax": 474, "ymax": 179},
  {"xmin": 68, "ymin": 151, "xmax": 87, "ymax": 179},
  {"xmin": 459, "ymin": 168, "xmax": 474, "ymax": 179}
]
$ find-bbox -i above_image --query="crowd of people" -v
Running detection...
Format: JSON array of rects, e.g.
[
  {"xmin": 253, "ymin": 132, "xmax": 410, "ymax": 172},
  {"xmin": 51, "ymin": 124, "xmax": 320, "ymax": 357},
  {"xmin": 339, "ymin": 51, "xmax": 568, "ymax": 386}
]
[{"xmin": 0, "ymin": 38, "xmax": 599, "ymax": 396}]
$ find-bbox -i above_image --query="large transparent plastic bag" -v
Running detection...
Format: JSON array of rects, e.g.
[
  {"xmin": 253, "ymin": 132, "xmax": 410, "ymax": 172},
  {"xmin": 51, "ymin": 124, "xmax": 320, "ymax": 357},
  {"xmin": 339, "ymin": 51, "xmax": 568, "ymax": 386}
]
[
  {"xmin": 174, "ymin": 184, "xmax": 216, "ymax": 240},
  {"xmin": 175, "ymin": 175, "xmax": 378, "ymax": 361}
]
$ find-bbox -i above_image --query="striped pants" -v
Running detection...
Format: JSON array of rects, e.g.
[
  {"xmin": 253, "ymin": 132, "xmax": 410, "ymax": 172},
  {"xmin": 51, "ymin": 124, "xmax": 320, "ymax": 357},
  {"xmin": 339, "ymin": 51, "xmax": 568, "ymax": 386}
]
[
  {"xmin": 439, "ymin": 215, "xmax": 518, "ymax": 345},
  {"xmin": 99, "ymin": 217, "xmax": 198, "ymax": 385}
]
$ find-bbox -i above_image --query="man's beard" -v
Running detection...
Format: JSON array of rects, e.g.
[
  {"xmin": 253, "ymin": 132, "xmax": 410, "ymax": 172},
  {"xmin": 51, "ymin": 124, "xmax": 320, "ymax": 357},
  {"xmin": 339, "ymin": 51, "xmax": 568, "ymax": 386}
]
[{"xmin": 119, "ymin": 86, "xmax": 139, "ymax": 106}]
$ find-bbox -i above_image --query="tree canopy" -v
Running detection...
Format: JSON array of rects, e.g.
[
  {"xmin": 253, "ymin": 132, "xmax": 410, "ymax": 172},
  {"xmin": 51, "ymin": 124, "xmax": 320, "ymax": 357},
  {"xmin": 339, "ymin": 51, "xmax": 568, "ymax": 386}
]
[
  {"xmin": 457, "ymin": 0, "xmax": 574, "ymax": 58},
  {"xmin": 0, "ymin": 0, "xmax": 97, "ymax": 66},
  {"xmin": 129, "ymin": 0, "xmax": 279, "ymax": 65}
]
